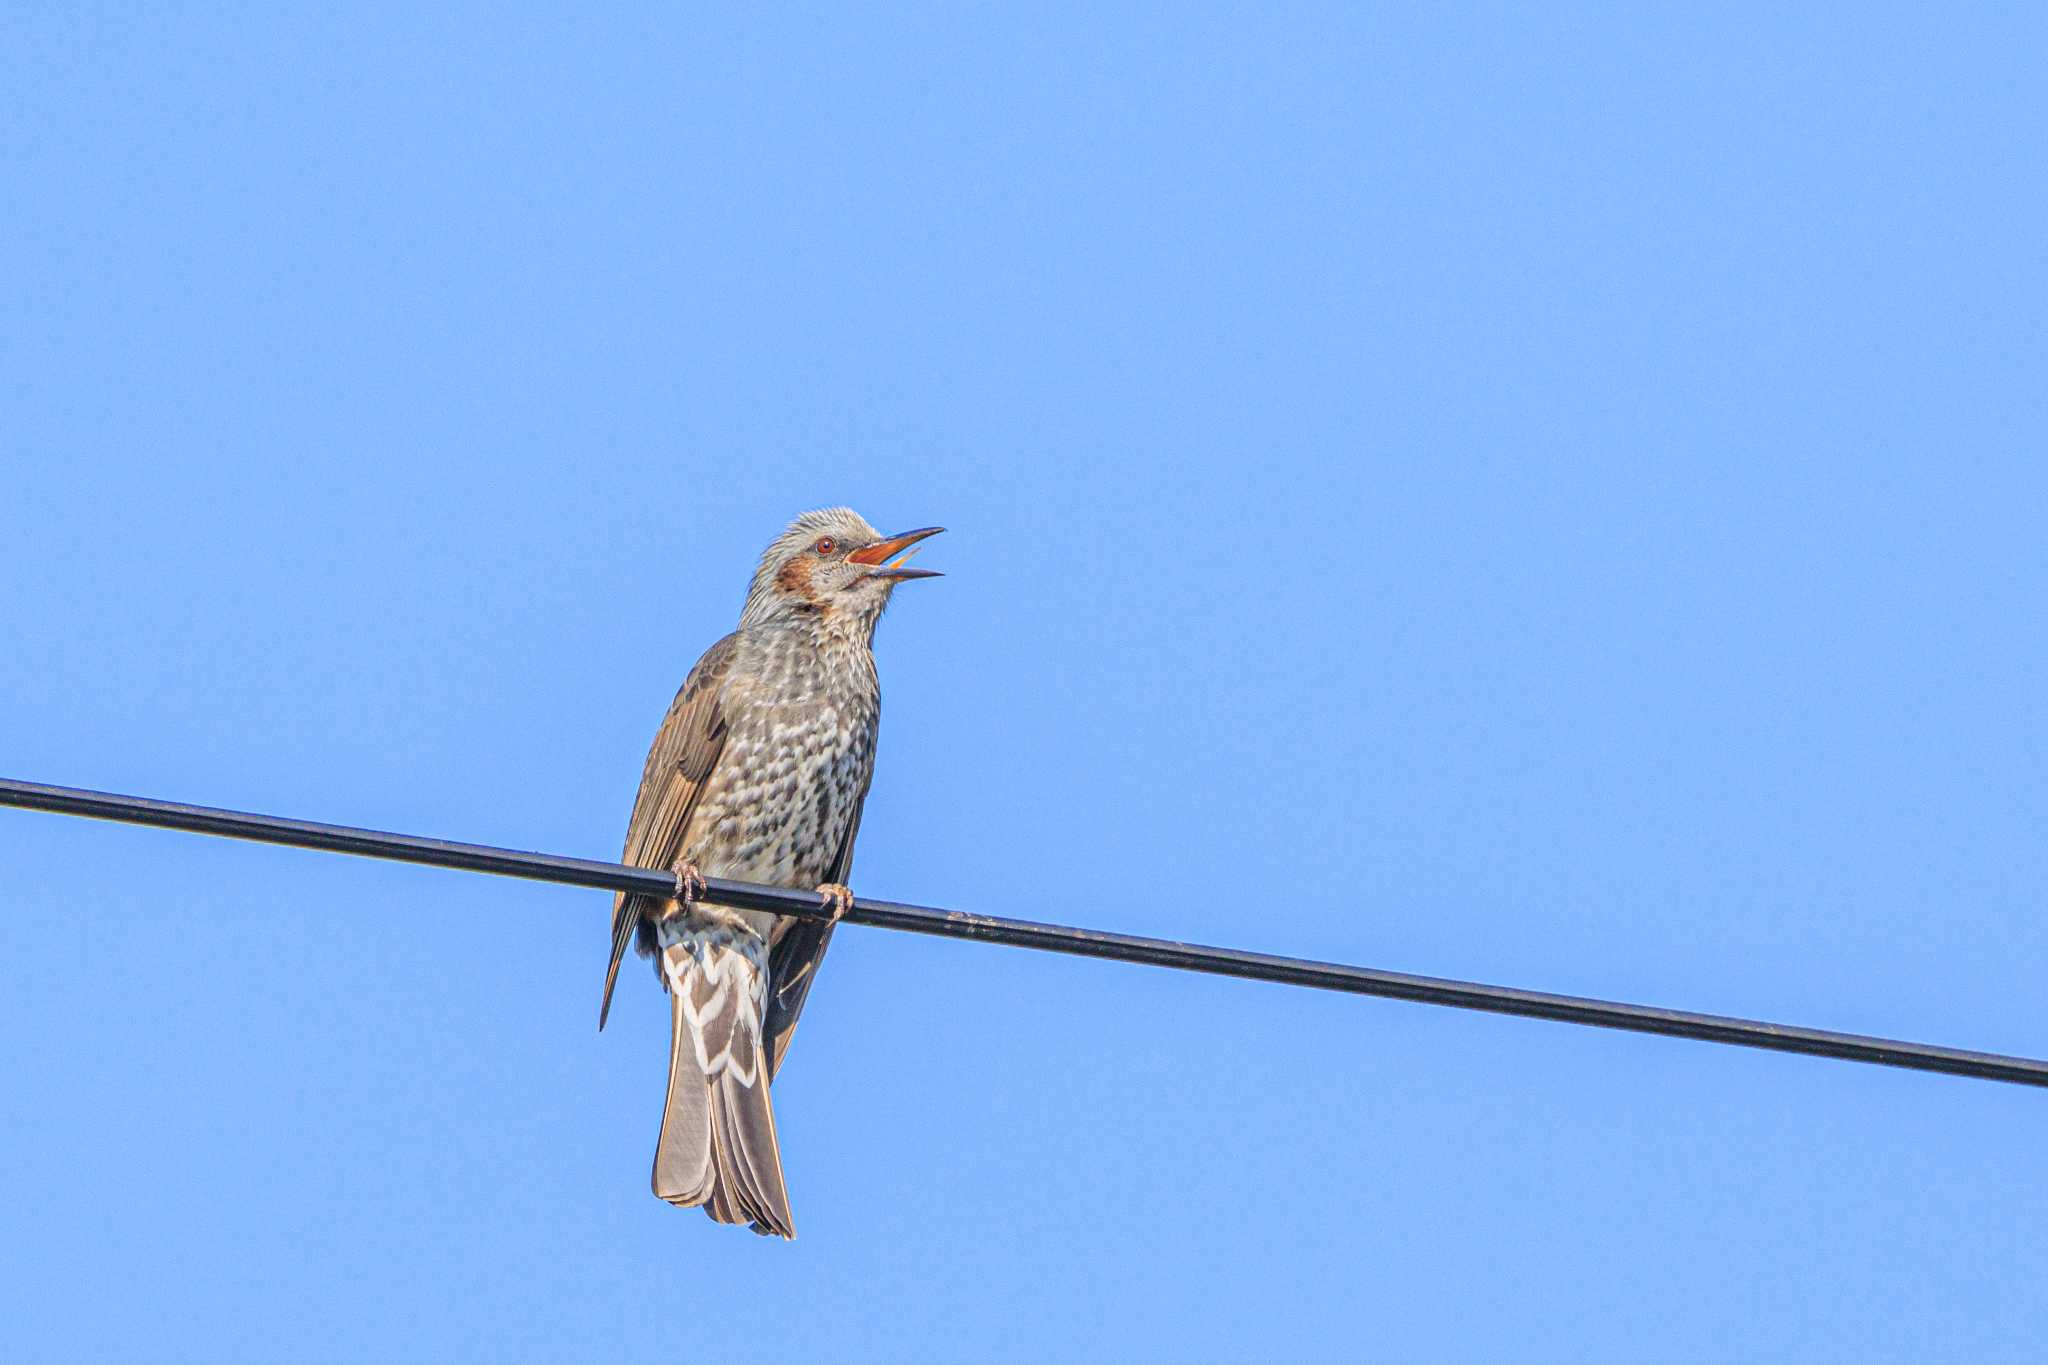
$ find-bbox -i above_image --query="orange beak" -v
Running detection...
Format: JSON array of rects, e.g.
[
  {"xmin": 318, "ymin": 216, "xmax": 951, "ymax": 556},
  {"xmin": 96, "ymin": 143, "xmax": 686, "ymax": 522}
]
[{"xmin": 848, "ymin": 526, "xmax": 945, "ymax": 580}]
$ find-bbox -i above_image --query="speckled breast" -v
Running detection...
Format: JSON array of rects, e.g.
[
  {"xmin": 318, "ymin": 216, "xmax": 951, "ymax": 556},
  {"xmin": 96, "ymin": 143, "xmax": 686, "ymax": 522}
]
[{"xmin": 682, "ymin": 632, "xmax": 879, "ymax": 934}]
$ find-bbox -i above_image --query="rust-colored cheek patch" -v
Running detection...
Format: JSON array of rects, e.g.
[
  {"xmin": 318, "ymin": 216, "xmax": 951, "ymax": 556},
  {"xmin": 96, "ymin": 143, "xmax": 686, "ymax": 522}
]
[{"xmin": 777, "ymin": 556, "xmax": 829, "ymax": 611}]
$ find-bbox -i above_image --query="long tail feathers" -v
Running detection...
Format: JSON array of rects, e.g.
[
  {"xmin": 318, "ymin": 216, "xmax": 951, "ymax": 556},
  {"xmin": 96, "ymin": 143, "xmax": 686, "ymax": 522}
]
[
  {"xmin": 652, "ymin": 989, "xmax": 714, "ymax": 1204},
  {"xmin": 650, "ymin": 936, "xmax": 794, "ymax": 1238}
]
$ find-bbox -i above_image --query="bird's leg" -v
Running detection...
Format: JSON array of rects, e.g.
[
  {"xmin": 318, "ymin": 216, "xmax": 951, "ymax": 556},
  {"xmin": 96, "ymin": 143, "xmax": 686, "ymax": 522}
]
[
  {"xmin": 814, "ymin": 882, "xmax": 855, "ymax": 925},
  {"xmin": 672, "ymin": 858, "xmax": 707, "ymax": 906}
]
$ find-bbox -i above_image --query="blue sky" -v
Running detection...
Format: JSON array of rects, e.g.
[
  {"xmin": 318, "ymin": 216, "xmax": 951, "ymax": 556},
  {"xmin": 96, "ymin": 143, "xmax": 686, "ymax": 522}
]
[{"xmin": 3, "ymin": 5, "xmax": 2044, "ymax": 1361}]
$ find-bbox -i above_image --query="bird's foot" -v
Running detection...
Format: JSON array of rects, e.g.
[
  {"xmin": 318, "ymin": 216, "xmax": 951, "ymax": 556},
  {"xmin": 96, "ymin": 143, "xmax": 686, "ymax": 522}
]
[
  {"xmin": 672, "ymin": 859, "xmax": 707, "ymax": 905},
  {"xmin": 815, "ymin": 882, "xmax": 855, "ymax": 924}
]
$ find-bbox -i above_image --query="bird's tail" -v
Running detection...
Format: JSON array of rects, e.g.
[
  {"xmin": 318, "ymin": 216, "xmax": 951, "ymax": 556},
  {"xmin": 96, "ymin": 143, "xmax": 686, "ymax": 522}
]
[{"xmin": 651, "ymin": 929, "xmax": 795, "ymax": 1238}]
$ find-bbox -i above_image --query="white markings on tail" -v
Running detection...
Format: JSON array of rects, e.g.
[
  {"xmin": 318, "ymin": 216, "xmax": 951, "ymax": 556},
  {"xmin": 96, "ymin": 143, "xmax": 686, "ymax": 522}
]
[{"xmin": 658, "ymin": 923, "xmax": 770, "ymax": 1089}]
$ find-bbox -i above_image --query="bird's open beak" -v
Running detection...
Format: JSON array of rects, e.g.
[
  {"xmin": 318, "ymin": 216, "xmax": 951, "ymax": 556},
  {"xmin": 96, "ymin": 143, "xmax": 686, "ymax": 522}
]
[{"xmin": 849, "ymin": 526, "xmax": 944, "ymax": 580}]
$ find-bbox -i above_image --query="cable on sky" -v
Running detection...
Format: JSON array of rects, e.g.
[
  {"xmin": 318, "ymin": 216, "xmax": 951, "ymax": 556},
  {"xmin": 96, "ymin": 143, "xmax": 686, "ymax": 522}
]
[{"xmin": 3, "ymin": 776, "xmax": 2043, "ymax": 1091}]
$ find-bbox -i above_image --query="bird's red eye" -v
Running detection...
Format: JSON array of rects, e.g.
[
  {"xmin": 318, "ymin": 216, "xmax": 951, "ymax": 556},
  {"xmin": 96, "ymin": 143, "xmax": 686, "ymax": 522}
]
[{"xmin": 814, "ymin": 537, "xmax": 836, "ymax": 556}]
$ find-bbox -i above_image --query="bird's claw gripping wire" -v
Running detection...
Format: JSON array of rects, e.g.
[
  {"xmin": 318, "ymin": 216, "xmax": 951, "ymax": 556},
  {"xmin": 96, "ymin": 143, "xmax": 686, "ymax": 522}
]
[
  {"xmin": 815, "ymin": 882, "xmax": 855, "ymax": 924},
  {"xmin": 673, "ymin": 860, "xmax": 707, "ymax": 905}
]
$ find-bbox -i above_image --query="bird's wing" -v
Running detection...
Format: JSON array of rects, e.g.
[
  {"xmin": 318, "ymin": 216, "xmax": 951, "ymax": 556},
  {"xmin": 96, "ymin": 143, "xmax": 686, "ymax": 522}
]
[
  {"xmin": 763, "ymin": 785, "xmax": 864, "ymax": 1078},
  {"xmin": 599, "ymin": 632, "xmax": 738, "ymax": 1029}
]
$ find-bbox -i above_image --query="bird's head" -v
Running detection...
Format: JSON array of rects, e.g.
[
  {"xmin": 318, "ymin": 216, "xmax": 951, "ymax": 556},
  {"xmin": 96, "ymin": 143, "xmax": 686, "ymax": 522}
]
[{"xmin": 740, "ymin": 507, "xmax": 943, "ymax": 637}]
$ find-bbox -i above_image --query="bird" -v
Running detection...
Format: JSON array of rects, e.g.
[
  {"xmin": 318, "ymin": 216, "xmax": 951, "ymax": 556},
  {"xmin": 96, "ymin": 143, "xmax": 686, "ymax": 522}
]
[{"xmin": 601, "ymin": 507, "xmax": 942, "ymax": 1237}]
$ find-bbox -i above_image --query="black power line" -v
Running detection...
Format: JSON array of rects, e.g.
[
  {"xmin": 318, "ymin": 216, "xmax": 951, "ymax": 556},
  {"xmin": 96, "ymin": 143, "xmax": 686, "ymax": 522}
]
[{"xmin": 4, "ymin": 776, "xmax": 2044, "ymax": 1090}]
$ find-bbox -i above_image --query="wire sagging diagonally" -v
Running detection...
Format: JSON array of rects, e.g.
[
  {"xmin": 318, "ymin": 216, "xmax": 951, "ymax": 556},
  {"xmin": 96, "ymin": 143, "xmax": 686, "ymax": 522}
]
[{"xmin": 2, "ymin": 776, "xmax": 2043, "ymax": 1091}]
